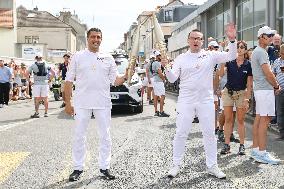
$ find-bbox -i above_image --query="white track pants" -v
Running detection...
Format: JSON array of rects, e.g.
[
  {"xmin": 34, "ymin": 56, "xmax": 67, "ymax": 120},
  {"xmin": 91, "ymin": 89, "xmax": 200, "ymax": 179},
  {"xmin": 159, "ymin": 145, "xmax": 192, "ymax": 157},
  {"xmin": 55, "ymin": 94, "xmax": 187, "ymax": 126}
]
[
  {"xmin": 173, "ymin": 103, "xmax": 217, "ymax": 168},
  {"xmin": 73, "ymin": 108, "xmax": 111, "ymax": 170}
]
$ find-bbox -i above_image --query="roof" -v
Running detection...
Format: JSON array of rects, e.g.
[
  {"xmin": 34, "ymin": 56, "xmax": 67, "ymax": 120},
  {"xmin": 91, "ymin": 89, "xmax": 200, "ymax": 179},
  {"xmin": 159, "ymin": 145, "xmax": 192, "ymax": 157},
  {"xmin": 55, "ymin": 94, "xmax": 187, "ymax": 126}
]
[
  {"xmin": 164, "ymin": 0, "xmax": 184, "ymax": 7},
  {"xmin": 17, "ymin": 6, "xmax": 72, "ymax": 28},
  {"xmin": 140, "ymin": 11, "xmax": 155, "ymax": 16}
]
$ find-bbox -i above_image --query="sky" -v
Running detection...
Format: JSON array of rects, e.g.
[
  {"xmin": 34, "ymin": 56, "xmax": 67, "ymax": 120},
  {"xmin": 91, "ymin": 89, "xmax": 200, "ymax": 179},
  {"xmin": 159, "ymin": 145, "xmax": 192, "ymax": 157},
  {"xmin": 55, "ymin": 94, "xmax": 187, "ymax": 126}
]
[{"xmin": 16, "ymin": 0, "xmax": 207, "ymax": 52}]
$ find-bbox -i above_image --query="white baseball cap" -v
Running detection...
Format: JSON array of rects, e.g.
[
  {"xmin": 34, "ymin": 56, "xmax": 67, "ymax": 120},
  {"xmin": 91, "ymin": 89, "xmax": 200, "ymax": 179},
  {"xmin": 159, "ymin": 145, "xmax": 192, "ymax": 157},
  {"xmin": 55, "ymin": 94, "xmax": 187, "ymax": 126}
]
[
  {"xmin": 35, "ymin": 52, "xmax": 43, "ymax": 58},
  {"xmin": 208, "ymin": 41, "xmax": 219, "ymax": 48},
  {"xmin": 257, "ymin": 26, "xmax": 276, "ymax": 37},
  {"xmin": 153, "ymin": 50, "xmax": 161, "ymax": 56},
  {"xmin": 150, "ymin": 54, "xmax": 155, "ymax": 58}
]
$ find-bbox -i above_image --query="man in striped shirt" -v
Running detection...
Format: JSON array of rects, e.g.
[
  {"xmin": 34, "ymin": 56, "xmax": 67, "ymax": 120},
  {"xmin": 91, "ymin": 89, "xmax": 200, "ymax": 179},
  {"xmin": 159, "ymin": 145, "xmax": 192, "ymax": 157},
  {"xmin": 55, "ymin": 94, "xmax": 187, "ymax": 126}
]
[{"xmin": 272, "ymin": 44, "xmax": 284, "ymax": 140}]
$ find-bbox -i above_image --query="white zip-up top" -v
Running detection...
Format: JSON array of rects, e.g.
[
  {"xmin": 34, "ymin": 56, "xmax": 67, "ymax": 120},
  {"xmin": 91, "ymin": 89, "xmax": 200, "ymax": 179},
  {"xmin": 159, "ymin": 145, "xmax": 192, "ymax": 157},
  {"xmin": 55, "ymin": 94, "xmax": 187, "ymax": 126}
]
[
  {"xmin": 66, "ymin": 49, "xmax": 117, "ymax": 109},
  {"xmin": 165, "ymin": 41, "xmax": 237, "ymax": 104}
]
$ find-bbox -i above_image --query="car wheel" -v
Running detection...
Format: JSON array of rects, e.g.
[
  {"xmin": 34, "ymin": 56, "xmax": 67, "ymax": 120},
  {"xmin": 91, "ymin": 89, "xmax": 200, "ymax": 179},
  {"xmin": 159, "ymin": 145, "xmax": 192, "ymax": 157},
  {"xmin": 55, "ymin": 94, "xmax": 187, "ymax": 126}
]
[{"xmin": 134, "ymin": 100, "xmax": 143, "ymax": 113}]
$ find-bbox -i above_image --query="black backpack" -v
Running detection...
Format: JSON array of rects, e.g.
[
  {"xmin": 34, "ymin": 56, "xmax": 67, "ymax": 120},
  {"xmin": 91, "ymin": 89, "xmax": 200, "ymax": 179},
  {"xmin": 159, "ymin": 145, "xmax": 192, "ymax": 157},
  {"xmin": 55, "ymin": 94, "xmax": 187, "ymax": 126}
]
[{"xmin": 34, "ymin": 62, "xmax": 47, "ymax": 76}]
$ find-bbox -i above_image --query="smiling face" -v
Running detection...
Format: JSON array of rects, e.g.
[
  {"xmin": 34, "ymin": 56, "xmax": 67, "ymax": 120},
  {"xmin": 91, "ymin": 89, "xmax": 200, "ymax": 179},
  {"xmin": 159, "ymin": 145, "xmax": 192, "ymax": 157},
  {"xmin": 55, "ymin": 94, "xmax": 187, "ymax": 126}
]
[
  {"xmin": 87, "ymin": 31, "xmax": 102, "ymax": 52},
  {"xmin": 187, "ymin": 31, "xmax": 203, "ymax": 53}
]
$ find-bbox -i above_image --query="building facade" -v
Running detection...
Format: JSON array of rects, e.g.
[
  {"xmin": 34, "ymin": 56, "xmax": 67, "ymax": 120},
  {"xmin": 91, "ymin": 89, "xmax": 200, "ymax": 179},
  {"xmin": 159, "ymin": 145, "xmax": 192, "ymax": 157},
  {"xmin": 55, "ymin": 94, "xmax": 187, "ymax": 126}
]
[
  {"xmin": 168, "ymin": 0, "xmax": 284, "ymax": 58},
  {"xmin": 16, "ymin": 6, "xmax": 77, "ymax": 63},
  {"xmin": 0, "ymin": 0, "xmax": 17, "ymax": 57},
  {"xmin": 58, "ymin": 11, "xmax": 87, "ymax": 51}
]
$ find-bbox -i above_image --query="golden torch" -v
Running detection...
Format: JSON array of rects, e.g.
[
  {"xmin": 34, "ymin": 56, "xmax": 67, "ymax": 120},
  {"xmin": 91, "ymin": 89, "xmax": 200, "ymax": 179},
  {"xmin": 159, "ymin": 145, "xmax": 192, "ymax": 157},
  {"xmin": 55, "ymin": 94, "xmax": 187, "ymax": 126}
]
[
  {"xmin": 152, "ymin": 13, "xmax": 167, "ymax": 59},
  {"xmin": 127, "ymin": 25, "xmax": 140, "ymax": 85}
]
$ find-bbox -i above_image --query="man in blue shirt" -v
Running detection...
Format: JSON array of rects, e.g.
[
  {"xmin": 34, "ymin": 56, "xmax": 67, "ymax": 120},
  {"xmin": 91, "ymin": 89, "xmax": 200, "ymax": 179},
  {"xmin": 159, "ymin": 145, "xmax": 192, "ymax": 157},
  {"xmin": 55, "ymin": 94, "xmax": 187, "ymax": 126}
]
[{"xmin": 0, "ymin": 60, "xmax": 12, "ymax": 108}]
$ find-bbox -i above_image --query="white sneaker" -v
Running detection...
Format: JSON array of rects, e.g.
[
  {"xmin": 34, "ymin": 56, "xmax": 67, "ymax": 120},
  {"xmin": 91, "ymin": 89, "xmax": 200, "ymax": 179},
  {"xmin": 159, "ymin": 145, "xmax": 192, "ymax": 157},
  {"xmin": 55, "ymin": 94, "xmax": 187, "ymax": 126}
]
[
  {"xmin": 256, "ymin": 152, "xmax": 281, "ymax": 165},
  {"xmin": 207, "ymin": 164, "xmax": 226, "ymax": 179},
  {"xmin": 167, "ymin": 165, "xmax": 180, "ymax": 178}
]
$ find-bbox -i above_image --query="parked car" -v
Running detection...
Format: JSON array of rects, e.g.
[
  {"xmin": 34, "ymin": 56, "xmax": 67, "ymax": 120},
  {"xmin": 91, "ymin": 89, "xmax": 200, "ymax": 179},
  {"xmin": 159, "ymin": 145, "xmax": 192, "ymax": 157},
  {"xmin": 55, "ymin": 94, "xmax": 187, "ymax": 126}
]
[{"xmin": 110, "ymin": 54, "xmax": 143, "ymax": 113}]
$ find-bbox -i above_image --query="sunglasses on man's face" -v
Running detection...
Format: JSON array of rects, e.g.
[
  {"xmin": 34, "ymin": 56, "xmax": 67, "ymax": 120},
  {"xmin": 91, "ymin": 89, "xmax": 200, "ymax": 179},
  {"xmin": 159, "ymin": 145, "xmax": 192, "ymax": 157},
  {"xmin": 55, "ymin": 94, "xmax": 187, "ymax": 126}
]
[{"xmin": 262, "ymin": 34, "xmax": 274, "ymax": 38}]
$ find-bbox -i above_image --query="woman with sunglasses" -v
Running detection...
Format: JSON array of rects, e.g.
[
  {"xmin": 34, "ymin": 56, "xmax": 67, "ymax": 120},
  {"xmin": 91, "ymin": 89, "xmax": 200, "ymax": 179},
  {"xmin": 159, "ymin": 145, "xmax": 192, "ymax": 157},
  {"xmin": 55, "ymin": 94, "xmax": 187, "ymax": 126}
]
[{"xmin": 219, "ymin": 40, "xmax": 253, "ymax": 155}]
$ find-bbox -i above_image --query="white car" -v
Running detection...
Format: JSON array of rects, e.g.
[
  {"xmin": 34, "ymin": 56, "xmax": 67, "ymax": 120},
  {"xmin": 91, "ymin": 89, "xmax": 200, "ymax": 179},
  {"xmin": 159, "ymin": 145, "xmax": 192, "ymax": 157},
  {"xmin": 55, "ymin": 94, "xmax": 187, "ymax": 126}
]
[{"xmin": 110, "ymin": 54, "xmax": 143, "ymax": 113}]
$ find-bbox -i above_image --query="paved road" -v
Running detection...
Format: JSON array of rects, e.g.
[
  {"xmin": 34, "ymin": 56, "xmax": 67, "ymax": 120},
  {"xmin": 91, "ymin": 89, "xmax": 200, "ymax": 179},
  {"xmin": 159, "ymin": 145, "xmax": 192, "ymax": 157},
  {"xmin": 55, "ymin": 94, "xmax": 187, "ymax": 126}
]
[{"xmin": 0, "ymin": 95, "xmax": 284, "ymax": 189}]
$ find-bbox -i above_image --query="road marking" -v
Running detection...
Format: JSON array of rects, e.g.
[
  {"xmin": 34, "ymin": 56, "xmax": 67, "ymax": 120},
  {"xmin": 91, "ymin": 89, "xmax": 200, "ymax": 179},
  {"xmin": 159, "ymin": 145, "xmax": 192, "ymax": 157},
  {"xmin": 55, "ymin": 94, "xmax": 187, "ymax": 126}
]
[
  {"xmin": 0, "ymin": 109, "xmax": 63, "ymax": 132},
  {"xmin": 0, "ymin": 152, "xmax": 30, "ymax": 184}
]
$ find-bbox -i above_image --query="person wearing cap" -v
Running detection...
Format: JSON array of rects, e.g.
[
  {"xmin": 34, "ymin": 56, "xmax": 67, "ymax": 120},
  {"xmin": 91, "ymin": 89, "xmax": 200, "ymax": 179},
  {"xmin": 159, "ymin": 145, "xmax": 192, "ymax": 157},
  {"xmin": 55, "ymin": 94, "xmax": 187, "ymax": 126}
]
[
  {"xmin": 58, "ymin": 53, "xmax": 70, "ymax": 108},
  {"xmin": 27, "ymin": 52, "xmax": 55, "ymax": 118},
  {"xmin": 162, "ymin": 24, "xmax": 237, "ymax": 179},
  {"xmin": 145, "ymin": 53, "xmax": 155, "ymax": 104},
  {"xmin": 150, "ymin": 50, "xmax": 170, "ymax": 117},
  {"xmin": 250, "ymin": 26, "xmax": 281, "ymax": 164},
  {"xmin": 64, "ymin": 27, "xmax": 130, "ymax": 182}
]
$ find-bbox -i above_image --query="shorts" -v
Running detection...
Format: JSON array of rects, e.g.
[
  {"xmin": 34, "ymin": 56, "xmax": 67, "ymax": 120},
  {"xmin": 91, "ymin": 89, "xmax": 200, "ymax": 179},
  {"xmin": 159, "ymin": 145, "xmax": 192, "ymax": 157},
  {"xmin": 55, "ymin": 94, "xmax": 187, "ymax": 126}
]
[
  {"xmin": 33, "ymin": 85, "xmax": 49, "ymax": 97},
  {"xmin": 254, "ymin": 90, "xmax": 275, "ymax": 116},
  {"xmin": 61, "ymin": 80, "xmax": 65, "ymax": 92},
  {"xmin": 153, "ymin": 81, "xmax": 165, "ymax": 96},
  {"xmin": 222, "ymin": 87, "xmax": 246, "ymax": 108},
  {"xmin": 21, "ymin": 79, "xmax": 28, "ymax": 86},
  {"xmin": 220, "ymin": 96, "xmax": 236, "ymax": 111}
]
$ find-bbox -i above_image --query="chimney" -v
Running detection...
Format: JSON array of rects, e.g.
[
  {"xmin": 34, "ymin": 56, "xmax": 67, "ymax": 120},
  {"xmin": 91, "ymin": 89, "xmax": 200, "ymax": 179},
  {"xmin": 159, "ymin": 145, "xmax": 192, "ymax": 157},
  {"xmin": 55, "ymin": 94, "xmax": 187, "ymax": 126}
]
[
  {"xmin": 33, "ymin": 6, "xmax": 38, "ymax": 11},
  {"xmin": 60, "ymin": 11, "xmax": 72, "ymax": 23}
]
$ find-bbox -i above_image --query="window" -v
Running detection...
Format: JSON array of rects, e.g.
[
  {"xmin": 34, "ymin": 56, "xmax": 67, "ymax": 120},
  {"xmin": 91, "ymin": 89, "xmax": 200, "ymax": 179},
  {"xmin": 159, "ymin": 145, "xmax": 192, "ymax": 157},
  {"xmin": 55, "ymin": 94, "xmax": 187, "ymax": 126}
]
[
  {"xmin": 216, "ymin": 14, "xmax": 223, "ymax": 38},
  {"xmin": 277, "ymin": 0, "xmax": 283, "ymax": 17},
  {"xmin": 32, "ymin": 36, "xmax": 39, "ymax": 43},
  {"xmin": 208, "ymin": 19, "xmax": 216, "ymax": 38},
  {"xmin": 25, "ymin": 36, "xmax": 32, "ymax": 44},
  {"xmin": 242, "ymin": 0, "xmax": 253, "ymax": 29},
  {"xmin": 164, "ymin": 10, "xmax": 173, "ymax": 22},
  {"xmin": 243, "ymin": 28, "xmax": 253, "ymax": 48},
  {"xmin": 25, "ymin": 36, "xmax": 39, "ymax": 44},
  {"xmin": 254, "ymin": 0, "xmax": 266, "ymax": 26},
  {"xmin": 237, "ymin": 5, "xmax": 242, "ymax": 30},
  {"xmin": 0, "ymin": 1, "xmax": 13, "ymax": 9}
]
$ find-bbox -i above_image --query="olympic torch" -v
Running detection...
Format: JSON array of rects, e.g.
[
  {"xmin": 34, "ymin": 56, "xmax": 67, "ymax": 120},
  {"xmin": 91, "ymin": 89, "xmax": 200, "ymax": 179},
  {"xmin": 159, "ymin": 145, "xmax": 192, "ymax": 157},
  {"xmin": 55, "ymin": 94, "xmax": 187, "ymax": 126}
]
[
  {"xmin": 152, "ymin": 13, "xmax": 167, "ymax": 59},
  {"xmin": 127, "ymin": 25, "xmax": 140, "ymax": 85}
]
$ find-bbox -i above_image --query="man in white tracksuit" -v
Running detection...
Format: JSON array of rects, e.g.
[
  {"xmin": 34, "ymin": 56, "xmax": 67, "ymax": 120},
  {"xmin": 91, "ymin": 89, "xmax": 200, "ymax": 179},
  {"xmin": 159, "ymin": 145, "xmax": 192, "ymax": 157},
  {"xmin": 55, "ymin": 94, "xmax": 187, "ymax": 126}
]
[
  {"xmin": 64, "ymin": 28, "xmax": 129, "ymax": 182},
  {"xmin": 163, "ymin": 24, "xmax": 237, "ymax": 179}
]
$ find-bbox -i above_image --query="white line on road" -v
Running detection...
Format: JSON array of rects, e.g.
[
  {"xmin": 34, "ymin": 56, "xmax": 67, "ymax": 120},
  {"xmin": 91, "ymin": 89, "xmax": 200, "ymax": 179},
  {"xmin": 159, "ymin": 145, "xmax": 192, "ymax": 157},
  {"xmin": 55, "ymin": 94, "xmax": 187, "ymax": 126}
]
[{"xmin": 0, "ymin": 109, "xmax": 63, "ymax": 132}]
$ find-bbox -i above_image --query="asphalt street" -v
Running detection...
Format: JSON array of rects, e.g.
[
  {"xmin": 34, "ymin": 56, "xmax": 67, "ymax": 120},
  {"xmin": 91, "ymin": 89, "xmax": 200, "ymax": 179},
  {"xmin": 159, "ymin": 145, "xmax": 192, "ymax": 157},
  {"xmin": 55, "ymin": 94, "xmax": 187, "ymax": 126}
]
[{"xmin": 0, "ymin": 94, "xmax": 284, "ymax": 189}]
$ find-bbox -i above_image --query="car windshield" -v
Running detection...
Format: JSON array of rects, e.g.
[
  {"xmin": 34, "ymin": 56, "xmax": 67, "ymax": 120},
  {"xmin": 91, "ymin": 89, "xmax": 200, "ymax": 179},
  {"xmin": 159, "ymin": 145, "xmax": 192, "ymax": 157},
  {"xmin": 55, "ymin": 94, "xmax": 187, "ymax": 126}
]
[{"xmin": 115, "ymin": 58, "xmax": 128, "ymax": 74}]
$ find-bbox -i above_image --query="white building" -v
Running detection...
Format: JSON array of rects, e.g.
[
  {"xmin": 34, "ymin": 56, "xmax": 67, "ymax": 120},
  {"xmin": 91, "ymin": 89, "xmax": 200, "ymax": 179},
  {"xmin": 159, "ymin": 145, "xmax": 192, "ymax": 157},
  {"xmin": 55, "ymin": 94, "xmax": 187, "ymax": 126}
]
[{"xmin": 0, "ymin": 0, "xmax": 17, "ymax": 57}]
